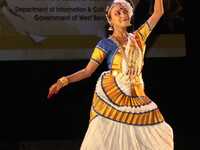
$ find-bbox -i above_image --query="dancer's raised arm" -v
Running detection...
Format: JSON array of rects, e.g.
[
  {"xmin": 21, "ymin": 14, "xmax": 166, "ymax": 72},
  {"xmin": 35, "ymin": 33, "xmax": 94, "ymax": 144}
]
[{"xmin": 147, "ymin": 0, "xmax": 164, "ymax": 30}]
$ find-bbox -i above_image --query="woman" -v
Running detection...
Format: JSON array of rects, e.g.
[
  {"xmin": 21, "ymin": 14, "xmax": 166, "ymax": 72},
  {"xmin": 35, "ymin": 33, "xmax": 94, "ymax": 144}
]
[{"xmin": 48, "ymin": 0, "xmax": 174, "ymax": 149}]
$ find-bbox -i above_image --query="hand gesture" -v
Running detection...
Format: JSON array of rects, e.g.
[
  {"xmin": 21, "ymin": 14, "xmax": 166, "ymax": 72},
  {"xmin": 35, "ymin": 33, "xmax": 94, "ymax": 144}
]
[{"xmin": 47, "ymin": 76, "xmax": 69, "ymax": 99}]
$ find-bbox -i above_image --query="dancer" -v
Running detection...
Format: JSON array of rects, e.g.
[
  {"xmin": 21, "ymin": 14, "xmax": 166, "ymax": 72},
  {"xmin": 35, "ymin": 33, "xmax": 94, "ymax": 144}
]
[{"xmin": 48, "ymin": 0, "xmax": 174, "ymax": 149}]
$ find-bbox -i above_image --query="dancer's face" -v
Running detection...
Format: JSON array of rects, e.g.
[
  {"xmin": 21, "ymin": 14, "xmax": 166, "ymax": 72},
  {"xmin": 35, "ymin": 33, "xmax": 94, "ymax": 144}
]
[{"xmin": 109, "ymin": 4, "xmax": 131, "ymax": 30}]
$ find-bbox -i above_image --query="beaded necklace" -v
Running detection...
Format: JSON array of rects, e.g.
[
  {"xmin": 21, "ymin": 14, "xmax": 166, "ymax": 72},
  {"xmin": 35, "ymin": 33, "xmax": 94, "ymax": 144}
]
[{"xmin": 110, "ymin": 33, "xmax": 142, "ymax": 78}]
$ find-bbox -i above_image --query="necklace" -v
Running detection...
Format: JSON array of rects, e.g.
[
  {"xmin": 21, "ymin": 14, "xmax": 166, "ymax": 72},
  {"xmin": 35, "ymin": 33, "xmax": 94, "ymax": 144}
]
[
  {"xmin": 112, "ymin": 34, "xmax": 128, "ymax": 47},
  {"xmin": 111, "ymin": 34, "xmax": 142, "ymax": 76},
  {"xmin": 111, "ymin": 34, "xmax": 132, "ymax": 72},
  {"xmin": 111, "ymin": 34, "xmax": 139, "ymax": 96}
]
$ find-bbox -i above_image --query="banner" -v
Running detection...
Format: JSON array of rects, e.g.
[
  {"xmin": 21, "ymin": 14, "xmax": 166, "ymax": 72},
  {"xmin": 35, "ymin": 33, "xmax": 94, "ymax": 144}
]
[
  {"xmin": 0, "ymin": 0, "xmax": 112, "ymax": 48},
  {"xmin": 0, "ymin": 0, "xmax": 186, "ymax": 59}
]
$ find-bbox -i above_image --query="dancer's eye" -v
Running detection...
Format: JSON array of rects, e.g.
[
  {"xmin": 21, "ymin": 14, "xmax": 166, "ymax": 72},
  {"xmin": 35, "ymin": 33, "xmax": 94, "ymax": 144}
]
[
  {"xmin": 123, "ymin": 10, "xmax": 128, "ymax": 15},
  {"xmin": 115, "ymin": 11, "xmax": 121, "ymax": 16}
]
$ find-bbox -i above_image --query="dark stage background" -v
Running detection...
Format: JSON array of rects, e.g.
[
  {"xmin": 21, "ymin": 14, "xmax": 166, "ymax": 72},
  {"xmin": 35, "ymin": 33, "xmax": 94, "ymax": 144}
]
[{"xmin": 0, "ymin": 56, "xmax": 196, "ymax": 150}]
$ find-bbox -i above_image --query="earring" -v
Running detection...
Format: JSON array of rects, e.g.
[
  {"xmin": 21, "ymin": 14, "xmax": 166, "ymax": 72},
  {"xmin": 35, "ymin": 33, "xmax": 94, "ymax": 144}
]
[{"xmin": 108, "ymin": 26, "xmax": 113, "ymax": 31}]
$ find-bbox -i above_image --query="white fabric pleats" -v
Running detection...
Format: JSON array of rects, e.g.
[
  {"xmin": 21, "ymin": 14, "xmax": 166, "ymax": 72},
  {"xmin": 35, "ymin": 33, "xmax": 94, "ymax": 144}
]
[
  {"xmin": 80, "ymin": 116, "xmax": 173, "ymax": 150},
  {"xmin": 80, "ymin": 71, "xmax": 174, "ymax": 150}
]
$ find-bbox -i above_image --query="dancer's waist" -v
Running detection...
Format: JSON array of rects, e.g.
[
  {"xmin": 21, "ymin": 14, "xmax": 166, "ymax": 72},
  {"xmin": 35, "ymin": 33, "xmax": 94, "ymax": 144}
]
[
  {"xmin": 109, "ymin": 70, "xmax": 146, "ymax": 97},
  {"xmin": 111, "ymin": 70, "xmax": 142, "ymax": 84}
]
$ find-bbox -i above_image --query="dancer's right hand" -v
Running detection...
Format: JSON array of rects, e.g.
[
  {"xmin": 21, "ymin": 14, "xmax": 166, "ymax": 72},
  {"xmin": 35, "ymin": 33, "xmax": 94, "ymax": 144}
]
[
  {"xmin": 47, "ymin": 76, "xmax": 69, "ymax": 99},
  {"xmin": 47, "ymin": 82, "xmax": 62, "ymax": 100}
]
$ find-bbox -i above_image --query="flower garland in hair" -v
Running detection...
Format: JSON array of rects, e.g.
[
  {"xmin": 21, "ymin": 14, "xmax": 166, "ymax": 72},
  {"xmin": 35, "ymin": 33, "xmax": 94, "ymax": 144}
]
[{"xmin": 106, "ymin": 0, "xmax": 135, "ymax": 31}]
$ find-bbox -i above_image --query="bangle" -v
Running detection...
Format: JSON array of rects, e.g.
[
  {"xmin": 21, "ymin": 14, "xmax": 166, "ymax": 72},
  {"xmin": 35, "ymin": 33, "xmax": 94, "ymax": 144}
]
[{"xmin": 58, "ymin": 76, "xmax": 69, "ymax": 87}]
